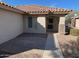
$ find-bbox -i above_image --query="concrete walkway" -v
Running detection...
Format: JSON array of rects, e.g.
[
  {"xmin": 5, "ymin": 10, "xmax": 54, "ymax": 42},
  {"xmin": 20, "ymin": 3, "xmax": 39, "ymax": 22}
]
[{"xmin": 42, "ymin": 33, "xmax": 63, "ymax": 58}]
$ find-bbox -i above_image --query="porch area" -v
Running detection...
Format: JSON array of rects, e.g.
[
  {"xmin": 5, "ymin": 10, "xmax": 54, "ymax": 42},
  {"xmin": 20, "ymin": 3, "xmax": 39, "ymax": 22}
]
[
  {"xmin": 46, "ymin": 14, "xmax": 65, "ymax": 34},
  {"xmin": 24, "ymin": 14, "xmax": 66, "ymax": 34},
  {"xmin": 46, "ymin": 16, "xmax": 59, "ymax": 32},
  {"xmin": 0, "ymin": 33, "xmax": 63, "ymax": 58}
]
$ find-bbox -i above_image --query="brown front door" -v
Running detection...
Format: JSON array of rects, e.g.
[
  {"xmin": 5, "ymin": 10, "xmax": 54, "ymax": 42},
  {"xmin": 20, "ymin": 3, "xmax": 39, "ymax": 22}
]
[{"xmin": 46, "ymin": 18, "xmax": 53, "ymax": 32}]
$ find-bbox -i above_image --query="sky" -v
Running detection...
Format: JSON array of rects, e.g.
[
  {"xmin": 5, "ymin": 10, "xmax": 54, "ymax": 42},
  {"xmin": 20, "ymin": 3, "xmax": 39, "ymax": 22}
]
[{"xmin": 1, "ymin": 0, "xmax": 79, "ymax": 10}]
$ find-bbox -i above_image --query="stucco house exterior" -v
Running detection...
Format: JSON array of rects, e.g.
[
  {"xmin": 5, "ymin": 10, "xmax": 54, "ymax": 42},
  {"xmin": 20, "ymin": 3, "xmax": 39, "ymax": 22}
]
[
  {"xmin": 71, "ymin": 16, "xmax": 79, "ymax": 29},
  {"xmin": 0, "ymin": 2, "xmax": 72, "ymax": 44}
]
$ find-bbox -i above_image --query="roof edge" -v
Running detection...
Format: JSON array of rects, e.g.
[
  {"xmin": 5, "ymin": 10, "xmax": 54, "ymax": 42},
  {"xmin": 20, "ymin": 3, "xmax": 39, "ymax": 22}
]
[{"xmin": 0, "ymin": 2, "xmax": 26, "ymax": 14}]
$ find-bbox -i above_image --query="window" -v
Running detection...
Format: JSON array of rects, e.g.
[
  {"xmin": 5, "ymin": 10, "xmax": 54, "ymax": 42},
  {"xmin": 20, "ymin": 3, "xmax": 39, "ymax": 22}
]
[
  {"xmin": 47, "ymin": 18, "xmax": 53, "ymax": 29},
  {"xmin": 49, "ymin": 18, "xmax": 53, "ymax": 23},
  {"xmin": 28, "ymin": 17, "xmax": 32, "ymax": 28},
  {"xmin": 48, "ymin": 25, "xmax": 53, "ymax": 29}
]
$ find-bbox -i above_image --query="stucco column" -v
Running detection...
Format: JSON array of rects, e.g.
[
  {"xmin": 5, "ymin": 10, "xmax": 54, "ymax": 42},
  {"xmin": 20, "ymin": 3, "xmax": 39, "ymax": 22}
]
[
  {"xmin": 37, "ymin": 17, "xmax": 46, "ymax": 33},
  {"xmin": 59, "ymin": 17, "xmax": 65, "ymax": 34},
  {"xmin": 75, "ymin": 19, "xmax": 79, "ymax": 29}
]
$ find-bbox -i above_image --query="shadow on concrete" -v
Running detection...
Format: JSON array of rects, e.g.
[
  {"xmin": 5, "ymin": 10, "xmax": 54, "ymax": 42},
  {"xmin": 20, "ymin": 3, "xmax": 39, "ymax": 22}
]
[
  {"xmin": 0, "ymin": 33, "xmax": 58, "ymax": 58},
  {"xmin": 0, "ymin": 16, "xmax": 59, "ymax": 58}
]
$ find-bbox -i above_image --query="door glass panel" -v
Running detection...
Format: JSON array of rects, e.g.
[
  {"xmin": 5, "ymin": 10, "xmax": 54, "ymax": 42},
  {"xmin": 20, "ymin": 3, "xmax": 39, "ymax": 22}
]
[
  {"xmin": 47, "ymin": 18, "xmax": 53, "ymax": 29},
  {"xmin": 49, "ymin": 18, "xmax": 53, "ymax": 23},
  {"xmin": 48, "ymin": 25, "xmax": 53, "ymax": 29}
]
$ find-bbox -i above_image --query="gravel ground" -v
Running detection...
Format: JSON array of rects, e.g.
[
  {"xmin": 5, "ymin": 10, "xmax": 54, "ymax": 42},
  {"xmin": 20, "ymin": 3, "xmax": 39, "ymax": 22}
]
[{"xmin": 56, "ymin": 33, "xmax": 79, "ymax": 58}]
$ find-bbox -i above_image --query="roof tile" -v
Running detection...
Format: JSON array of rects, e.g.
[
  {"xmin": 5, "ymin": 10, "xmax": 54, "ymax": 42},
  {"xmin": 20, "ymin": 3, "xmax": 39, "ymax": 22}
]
[
  {"xmin": 0, "ymin": 2, "xmax": 26, "ymax": 14},
  {"xmin": 16, "ymin": 5, "xmax": 72, "ymax": 14}
]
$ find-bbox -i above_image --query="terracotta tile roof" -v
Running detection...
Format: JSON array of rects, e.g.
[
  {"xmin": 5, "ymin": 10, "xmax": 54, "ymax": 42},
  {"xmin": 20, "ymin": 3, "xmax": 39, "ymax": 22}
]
[
  {"xmin": 0, "ymin": 2, "xmax": 72, "ymax": 14},
  {"xmin": 16, "ymin": 5, "xmax": 72, "ymax": 14},
  {"xmin": 0, "ymin": 2, "xmax": 26, "ymax": 14}
]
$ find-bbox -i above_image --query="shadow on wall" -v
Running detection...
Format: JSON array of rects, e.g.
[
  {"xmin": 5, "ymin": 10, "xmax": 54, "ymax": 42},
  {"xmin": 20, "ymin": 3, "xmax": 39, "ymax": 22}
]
[
  {"xmin": 36, "ymin": 22, "xmax": 46, "ymax": 33},
  {"xmin": 26, "ymin": 16, "xmax": 59, "ymax": 33},
  {"xmin": 26, "ymin": 18, "xmax": 46, "ymax": 33},
  {"xmin": 0, "ymin": 18, "xmax": 58, "ymax": 58}
]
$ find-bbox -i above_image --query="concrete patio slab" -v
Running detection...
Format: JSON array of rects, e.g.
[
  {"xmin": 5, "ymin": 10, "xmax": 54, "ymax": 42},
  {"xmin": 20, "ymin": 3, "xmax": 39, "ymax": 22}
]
[
  {"xmin": 42, "ymin": 33, "xmax": 63, "ymax": 58},
  {"xmin": 0, "ymin": 33, "xmax": 63, "ymax": 58},
  {"xmin": 0, "ymin": 33, "xmax": 47, "ymax": 58}
]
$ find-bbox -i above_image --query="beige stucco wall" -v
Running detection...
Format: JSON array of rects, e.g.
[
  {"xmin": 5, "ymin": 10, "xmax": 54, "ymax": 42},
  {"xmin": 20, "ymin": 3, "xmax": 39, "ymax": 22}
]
[
  {"xmin": 24, "ymin": 15, "xmax": 65, "ymax": 33},
  {"xmin": 0, "ymin": 9, "xmax": 23, "ymax": 44},
  {"xmin": 59, "ymin": 16, "xmax": 65, "ymax": 34},
  {"xmin": 75, "ymin": 19, "xmax": 79, "ymax": 29},
  {"xmin": 24, "ymin": 16, "xmax": 46, "ymax": 33},
  {"xmin": 37, "ymin": 17, "xmax": 46, "ymax": 33}
]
